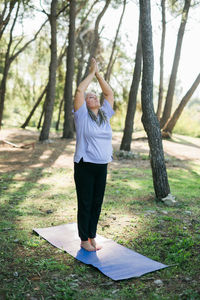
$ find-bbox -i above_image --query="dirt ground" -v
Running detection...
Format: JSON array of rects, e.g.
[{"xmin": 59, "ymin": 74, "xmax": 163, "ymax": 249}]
[{"xmin": 0, "ymin": 128, "xmax": 200, "ymax": 173}]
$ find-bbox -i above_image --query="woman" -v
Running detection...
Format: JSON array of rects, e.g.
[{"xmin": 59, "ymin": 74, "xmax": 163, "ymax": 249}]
[{"xmin": 73, "ymin": 58, "xmax": 115, "ymax": 251}]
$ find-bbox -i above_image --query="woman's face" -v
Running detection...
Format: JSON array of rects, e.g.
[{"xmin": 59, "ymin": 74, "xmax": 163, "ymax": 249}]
[{"xmin": 86, "ymin": 93, "xmax": 100, "ymax": 109}]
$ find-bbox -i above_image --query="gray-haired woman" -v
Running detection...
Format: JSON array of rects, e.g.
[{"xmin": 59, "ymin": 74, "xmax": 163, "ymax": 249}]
[{"xmin": 73, "ymin": 58, "xmax": 115, "ymax": 251}]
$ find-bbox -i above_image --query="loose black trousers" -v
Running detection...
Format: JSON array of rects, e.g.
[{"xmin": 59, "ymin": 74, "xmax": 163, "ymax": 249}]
[{"xmin": 74, "ymin": 158, "xmax": 107, "ymax": 241}]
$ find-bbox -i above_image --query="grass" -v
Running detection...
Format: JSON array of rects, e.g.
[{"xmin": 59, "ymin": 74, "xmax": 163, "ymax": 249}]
[{"xmin": 1, "ymin": 145, "xmax": 200, "ymax": 299}]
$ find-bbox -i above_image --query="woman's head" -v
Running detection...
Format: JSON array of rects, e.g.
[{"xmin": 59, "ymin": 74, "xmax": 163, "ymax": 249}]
[{"xmin": 85, "ymin": 92, "xmax": 100, "ymax": 110}]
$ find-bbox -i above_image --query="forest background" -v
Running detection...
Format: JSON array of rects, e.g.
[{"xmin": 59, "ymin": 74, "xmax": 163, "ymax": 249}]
[{"xmin": 0, "ymin": 0, "xmax": 200, "ymax": 138}]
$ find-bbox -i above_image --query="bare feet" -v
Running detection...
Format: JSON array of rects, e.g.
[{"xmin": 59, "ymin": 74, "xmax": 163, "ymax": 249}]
[
  {"xmin": 89, "ymin": 238, "xmax": 102, "ymax": 251},
  {"xmin": 81, "ymin": 240, "xmax": 96, "ymax": 252}
]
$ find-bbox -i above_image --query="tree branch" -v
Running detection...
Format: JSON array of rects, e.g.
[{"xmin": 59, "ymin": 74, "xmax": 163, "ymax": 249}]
[
  {"xmin": 10, "ymin": 18, "xmax": 48, "ymax": 62},
  {"xmin": 39, "ymin": 0, "xmax": 49, "ymax": 17},
  {"xmin": 0, "ymin": 0, "xmax": 18, "ymax": 39},
  {"xmin": 56, "ymin": 3, "xmax": 70, "ymax": 17},
  {"xmin": 76, "ymin": 0, "xmax": 99, "ymax": 37}
]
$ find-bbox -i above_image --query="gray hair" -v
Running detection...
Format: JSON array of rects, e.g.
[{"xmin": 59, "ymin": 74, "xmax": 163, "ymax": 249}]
[{"xmin": 87, "ymin": 108, "xmax": 107, "ymax": 126}]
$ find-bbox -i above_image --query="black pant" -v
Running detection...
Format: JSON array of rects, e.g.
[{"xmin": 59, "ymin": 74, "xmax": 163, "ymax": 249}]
[{"xmin": 74, "ymin": 158, "xmax": 108, "ymax": 241}]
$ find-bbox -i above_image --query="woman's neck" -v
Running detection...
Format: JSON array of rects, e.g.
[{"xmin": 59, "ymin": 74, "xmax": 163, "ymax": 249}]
[{"xmin": 90, "ymin": 108, "xmax": 99, "ymax": 116}]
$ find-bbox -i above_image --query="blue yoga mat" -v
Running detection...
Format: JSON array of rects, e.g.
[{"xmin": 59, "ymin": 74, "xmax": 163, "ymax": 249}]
[{"xmin": 33, "ymin": 223, "xmax": 168, "ymax": 280}]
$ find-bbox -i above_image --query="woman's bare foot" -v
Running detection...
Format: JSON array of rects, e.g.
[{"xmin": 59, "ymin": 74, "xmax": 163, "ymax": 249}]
[
  {"xmin": 89, "ymin": 238, "xmax": 102, "ymax": 250},
  {"xmin": 81, "ymin": 240, "xmax": 96, "ymax": 251}
]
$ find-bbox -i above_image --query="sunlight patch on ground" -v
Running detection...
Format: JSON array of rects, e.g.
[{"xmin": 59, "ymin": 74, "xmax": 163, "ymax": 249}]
[
  {"xmin": 98, "ymin": 210, "xmax": 144, "ymax": 241},
  {"xmin": 127, "ymin": 180, "xmax": 144, "ymax": 190},
  {"xmin": 51, "ymin": 154, "xmax": 74, "ymax": 168},
  {"xmin": 39, "ymin": 150, "xmax": 53, "ymax": 160},
  {"xmin": 37, "ymin": 172, "xmax": 74, "ymax": 189}
]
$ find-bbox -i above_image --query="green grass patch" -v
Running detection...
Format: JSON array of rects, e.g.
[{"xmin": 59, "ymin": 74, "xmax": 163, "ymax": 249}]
[{"xmin": 0, "ymin": 153, "xmax": 200, "ymax": 299}]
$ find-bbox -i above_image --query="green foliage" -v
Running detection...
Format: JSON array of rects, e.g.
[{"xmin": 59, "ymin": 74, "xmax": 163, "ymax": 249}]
[
  {"xmin": 173, "ymin": 108, "xmax": 200, "ymax": 137},
  {"xmin": 168, "ymin": 0, "xmax": 185, "ymax": 15}
]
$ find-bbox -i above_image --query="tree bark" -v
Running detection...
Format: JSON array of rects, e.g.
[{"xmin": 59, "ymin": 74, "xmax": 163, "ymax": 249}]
[
  {"xmin": 39, "ymin": 0, "xmax": 58, "ymax": 141},
  {"xmin": 120, "ymin": 20, "xmax": 142, "ymax": 151},
  {"xmin": 160, "ymin": 0, "xmax": 191, "ymax": 128},
  {"xmin": 82, "ymin": 0, "xmax": 111, "ymax": 79},
  {"xmin": 62, "ymin": 0, "xmax": 76, "ymax": 139},
  {"xmin": 156, "ymin": 0, "xmax": 166, "ymax": 120},
  {"xmin": 140, "ymin": 0, "xmax": 170, "ymax": 199},
  {"xmin": 162, "ymin": 73, "xmax": 200, "ymax": 135}
]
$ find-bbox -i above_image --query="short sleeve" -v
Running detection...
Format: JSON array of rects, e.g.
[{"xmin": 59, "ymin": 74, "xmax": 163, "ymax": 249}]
[
  {"xmin": 101, "ymin": 99, "xmax": 115, "ymax": 119},
  {"xmin": 74, "ymin": 101, "xmax": 88, "ymax": 122}
]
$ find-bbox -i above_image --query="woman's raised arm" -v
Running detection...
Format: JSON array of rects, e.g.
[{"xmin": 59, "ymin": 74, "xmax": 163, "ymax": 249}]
[
  {"xmin": 95, "ymin": 63, "xmax": 114, "ymax": 108},
  {"xmin": 74, "ymin": 58, "xmax": 96, "ymax": 112}
]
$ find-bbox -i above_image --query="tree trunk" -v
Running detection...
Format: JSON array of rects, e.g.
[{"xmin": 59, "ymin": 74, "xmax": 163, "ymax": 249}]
[
  {"xmin": 0, "ymin": 2, "xmax": 20, "ymax": 127},
  {"xmin": 0, "ymin": 60, "xmax": 11, "ymax": 127},
  {"xmin": 120, "ymin": 20, "xmax": 142, "ymax": 151},
  {"xmin": 99, "ymin": 0, "xmax": 127, "ymax": 105},
  {"xmin": 39, "ymin": 0, "xmax": 58, "ymax": 141},
  {"xmin": 163, "ymin": 73, "xmax": 200, "ymax": 135},
  {"xmin": 62, "ymin": 0, "xmax": 76, "ymax": 139},
  {"xmin": 56, "ymin": 98, "xmax": 64, "ymax": 131},
  {"xmin": 21, "ymin": 84, "xmax": 48, "ymax": 129},
  {"xmin": 37, "ymin": 103, "xmax": 45, "ymax": 130},
  {"xmin": 76, "ymin": 42, "xmax": 85, "ymax": 87},
  {"xmin": 105, "ymin": 0, "xmax": 127, "ymax": 82},
  {"xmin": 76, "ymin": 29, "xmax": 87, "ymax": 87},
  {"xmin": 0, "ymin": 0, "xmax": 18, "ymax": 40},
  {"xmin": 21, "ymin": 44, "xmax": 66, "ymax": 129},
  {"xmin": 82, "ymin": 0, "xmax": 111, "ymax": 79},
  {"xmin": 156, "ymin": 0, "xmax": 166, "ymax": 120},
  {"xmin": 0, "ymin": 7, "xmax": 47, "ymax": 128},
  {"xmin": 140, "ymin": 0, "xmax": 170, "ymax": 199},
  {"xmin": 160, "ymin": 0, "xmax": 191, "ymax": 128}
]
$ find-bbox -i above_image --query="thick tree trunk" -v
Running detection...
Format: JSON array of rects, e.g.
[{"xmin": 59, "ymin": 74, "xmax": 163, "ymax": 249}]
[
  {"xmin": 82, "ymin": 0, "xmax": 111, "ymax": 79},
  {"xmin": 140, "ymin": 0, "xmax": 170, "ymax": 199},
  {"xmin": 62, "ymin": 0, "xmax": 76, "ymax": 139},
  {"xmin": 156, "ymin": 0, "xmax": 166, "ymax": 120},
  {"xmin": 163, "ymin": 73, "xmax": 200, "ymax": 135},
  {"xmin": 120, "ymin": 21, "xmax": 142, "ymax": 151},
  {"xmin": 39, "ymin": 0, "xmax": 58, "ymax": 141},
  {"xmin": 21, "ymin": 85, "xmax": 48, "ymax": 129},
  {"xmin": 160, "ymin": 0, "xmax": 191, "ymax": 128}
]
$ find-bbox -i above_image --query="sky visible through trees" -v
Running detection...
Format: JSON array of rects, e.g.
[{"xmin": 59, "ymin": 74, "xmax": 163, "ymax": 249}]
[{"xmin": 15, "ymin": 0, "xmax": 200, "ymax": 99}]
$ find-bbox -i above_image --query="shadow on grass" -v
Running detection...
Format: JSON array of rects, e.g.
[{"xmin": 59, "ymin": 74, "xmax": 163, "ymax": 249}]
[
  {"xmin": 0, "ymin": 129, "xmax": 200, "ymax": 299},
  {"xmin": 0, "ymin": 130, "xmax": 79, "ymax": 299}
]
